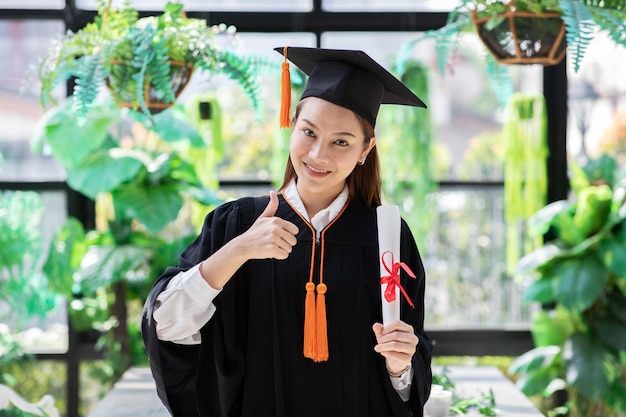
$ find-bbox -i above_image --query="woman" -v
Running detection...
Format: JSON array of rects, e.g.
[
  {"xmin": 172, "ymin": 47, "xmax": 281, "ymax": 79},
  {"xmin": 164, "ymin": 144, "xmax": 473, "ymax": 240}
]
[{"xmin": 142, "ymin": 46, "xmax": 433, "ymax": 417}]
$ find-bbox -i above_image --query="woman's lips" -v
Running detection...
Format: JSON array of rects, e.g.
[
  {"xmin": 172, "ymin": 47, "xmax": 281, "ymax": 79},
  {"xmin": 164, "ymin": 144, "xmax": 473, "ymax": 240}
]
[{"xmin": 304, "ymin": 162, "xmax": 330, "ymax": 177}]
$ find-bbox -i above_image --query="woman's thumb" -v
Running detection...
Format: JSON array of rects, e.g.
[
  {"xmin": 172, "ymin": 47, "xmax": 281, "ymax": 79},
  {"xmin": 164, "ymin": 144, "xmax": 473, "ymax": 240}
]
[{"xmin": 259, "ymin": 191, "xmax": 278, "ymax": 218}]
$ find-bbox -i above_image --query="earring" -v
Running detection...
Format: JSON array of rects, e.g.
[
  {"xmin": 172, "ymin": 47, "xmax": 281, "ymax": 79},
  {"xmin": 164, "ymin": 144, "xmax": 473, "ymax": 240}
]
[{"xmin": 358, "ymin": 158, "xmax": 366, "ymax": 165}]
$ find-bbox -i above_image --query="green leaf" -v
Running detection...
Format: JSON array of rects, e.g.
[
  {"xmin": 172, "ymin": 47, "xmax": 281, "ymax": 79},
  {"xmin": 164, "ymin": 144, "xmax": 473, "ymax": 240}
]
[
  {"xmin": 515, "ymin": 366, "xmax": 562, "ymax": 397},
  {"xmin": 148, "ymin": 106, "xmax": 205, "ymax": 147},
  {"xmin": 564, "ymin": 332, "xmax": 618, "ymax": 400},
  {"xmin": 530, "ymin": 308, "xmax": 574, "ymax": 347},
  {"xmin": 43, "ymin": 218, "xmax": 87, "ymax": 297},
  {"xmin": 66, "ymin": 149, "xmax": 145, "ymax": 198},
  {"xmin": 595, "ymin": 313, "xmax": 626, "ymax": 351},
  {"xmin": 618, "ymin": 277, "xmax": 626, "ymax": 298},
  {"xmin": 554, "ymin": 255, "xmax": 609, "ymax": 312},
  {"xmin": 77, "ymin": 245, "xmax": 152, "ymax": 295},
  {"xmin": 509, "ymin": 346, "xmax": 562, "ymax": 397},
  {"xmin": 608, "ymin": 291, "xmax": 626, "ymax": 324},
  {"xmin": 111, "ymin": 183, "xmax": 183, "ymax": 232},
  {"xmin": 527, "ymin": 200, "xmax": 572, "ymax": 237},
  {"xmin": 605, "ymin": 377, "xmax": 626, "ymax": 413},
  {"xmin": 515, "ymin": 243, "xmax": 564, "ymax": 277},
  {"xmin": 559, "ymin": 0, "xmax": 597, "ymax": 73},
  {"xmin": 509, "ymin": 345, "xmax": 561, "ymax": 374},
  {"xmin": 553, "ymin": 210, "xmax": 586, "ymax": 246},
  {"xmin": 523, "ymin": 277, "xmax": 557, "ymax": 304},
  {"xmin": 185, "ymin": 186, "xmax": 222, "ymax": 206},
  {"xmin": 582, "ymin": 154, "xmax": 617, "ymax": 186},
  {"xmin": 35, "ymin": 101, "xmax": 117, "ymax": 169},
  {"xmin": 598, "ymin": 237, "xmax": 626, "ymax": 278}
]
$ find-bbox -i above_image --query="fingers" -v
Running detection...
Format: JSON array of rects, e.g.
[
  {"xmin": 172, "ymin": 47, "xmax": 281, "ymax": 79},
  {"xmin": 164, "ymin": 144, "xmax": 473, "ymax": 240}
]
[
  {"xmin": 244, "ymin": 191, "xmax": 299, "ymax": 260},
  {"xmin": 372, "ymin": 320, "xmax": 419, "ymax": 362},
  {"xmin": 259, "ymin": 190, "xmax": 279, "ymax": 218}
]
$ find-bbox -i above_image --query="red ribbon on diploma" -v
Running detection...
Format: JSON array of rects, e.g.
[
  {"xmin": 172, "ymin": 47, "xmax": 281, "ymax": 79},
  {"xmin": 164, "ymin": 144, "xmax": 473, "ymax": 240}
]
[{"xmin": 380, "ymin": 250, "xmax": 416, "ymax": 308}]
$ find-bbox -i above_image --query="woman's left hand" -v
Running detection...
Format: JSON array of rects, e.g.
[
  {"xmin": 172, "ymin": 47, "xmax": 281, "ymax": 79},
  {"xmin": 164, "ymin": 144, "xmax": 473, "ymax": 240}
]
[{"xmin": 372, "ymin": 320, "xmax": 419, "ymax": 375}]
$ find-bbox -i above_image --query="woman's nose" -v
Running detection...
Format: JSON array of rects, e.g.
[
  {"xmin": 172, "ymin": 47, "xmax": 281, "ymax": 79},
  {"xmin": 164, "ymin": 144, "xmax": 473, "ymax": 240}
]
[{"xmin": 309, "ymin": 141, "xmax": 328, "ymax": 161}]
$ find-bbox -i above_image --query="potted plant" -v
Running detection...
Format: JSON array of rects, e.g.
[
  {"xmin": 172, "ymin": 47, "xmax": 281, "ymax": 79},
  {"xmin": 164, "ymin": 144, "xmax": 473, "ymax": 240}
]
[
  {"xmin": 399, "ymin": 0, "xmax": 626, "ymax": 75},
  {"xmin": 37, "ymin": 0, "xmax": 261, "ymax": 117},
  {"xmin": 509, "ymin": 154, "xmax": 626, "ymax": 416}
]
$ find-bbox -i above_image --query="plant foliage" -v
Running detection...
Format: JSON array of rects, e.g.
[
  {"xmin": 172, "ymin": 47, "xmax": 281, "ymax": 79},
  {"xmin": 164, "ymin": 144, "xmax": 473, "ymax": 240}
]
[
  {"xmin": 398, "ymin": 0, "xmax": 626, "ymax": 90},
  {"xmin": 510, "ymin": 154, "xmax": 626, "ymax": 416},
  {"xmin": 37, "ymin": 0, "xmax": 262, "ymax": 118},
  {"xmin": 0, "ymin": 191, "xmax": 58, "ymax": 325}
]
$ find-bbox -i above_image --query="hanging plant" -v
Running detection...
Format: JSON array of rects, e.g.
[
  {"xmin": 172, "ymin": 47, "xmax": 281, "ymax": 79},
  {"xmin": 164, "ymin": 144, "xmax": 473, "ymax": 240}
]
[
  {"xmin": 36, "ymin": 0, "xmax": 262, "ymax": 118},
  {"xmin": 503, "ymin": 93, "xmax": 548, "ymax": 273},
  {"xmin": 397, "ymin": 0, "xmax": 626, "ymax": 107}
]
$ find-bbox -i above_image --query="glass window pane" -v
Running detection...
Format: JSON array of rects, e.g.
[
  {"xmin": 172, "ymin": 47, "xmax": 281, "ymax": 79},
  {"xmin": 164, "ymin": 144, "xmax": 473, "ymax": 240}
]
[
  {"xmin": 323, "ymin": 0, "xmax": 461, "ymax": 12},
  {"xmin": 424, "ymin": 187, "xmax": 537, "ymax": 328},
  {"xmin": 567, "ymin": 33, "xmax": 626, "ymax": 164},
  {"xmin": 76, "ymin": 0, "xmax": 312, "ymax": 12},
  {"xmin": 0, "ymin": 20, "xmax": 65, "ymax": 181},
  {"xmin": 1, "ymin": 190, "xmax": 68, "ymax": 354},
  {"xmin": 1, "ymin": 1, "xmax": 64, "ymax": 8}
]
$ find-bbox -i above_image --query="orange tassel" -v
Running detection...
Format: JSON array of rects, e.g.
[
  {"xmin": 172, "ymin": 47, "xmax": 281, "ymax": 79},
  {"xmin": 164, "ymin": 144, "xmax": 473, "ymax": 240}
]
[
  {"xmin": 279, "ymin": 47, "xmax": 292, "ymax": 128},
  {"xmin": 303, "ymin": 282, "xmax": 316, "ymax": 359},
  {"xmin": 314, "ymin": 283, "xmax": 329, "ymax": 362}
]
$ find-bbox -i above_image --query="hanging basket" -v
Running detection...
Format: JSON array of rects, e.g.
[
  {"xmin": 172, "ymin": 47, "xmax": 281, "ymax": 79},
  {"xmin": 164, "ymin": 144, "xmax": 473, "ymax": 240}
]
[
  {"xmin": 107, "ymin": 60, "xmax": 194, "ymax": 114},
  {"xmin": 471, "ymin": 3, "xmax": 567, "ymax": 66}
]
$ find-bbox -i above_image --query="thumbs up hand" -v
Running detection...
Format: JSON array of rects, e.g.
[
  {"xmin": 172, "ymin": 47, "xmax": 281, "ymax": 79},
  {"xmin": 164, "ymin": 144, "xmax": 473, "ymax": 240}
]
[{"xmin": 241, "ymin": 191, "xmax": 299, "ymax": 260}]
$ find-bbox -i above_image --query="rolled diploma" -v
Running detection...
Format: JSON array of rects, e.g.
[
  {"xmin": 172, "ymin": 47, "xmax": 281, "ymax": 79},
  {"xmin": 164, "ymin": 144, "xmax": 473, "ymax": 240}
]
[{"xmin": 377, "ymin": 204, "xmax": 400, "ymax": 325}]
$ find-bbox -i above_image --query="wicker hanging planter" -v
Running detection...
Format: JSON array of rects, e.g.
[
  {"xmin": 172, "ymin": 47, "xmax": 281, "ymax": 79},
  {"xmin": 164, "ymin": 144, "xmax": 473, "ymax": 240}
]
[
  {"xmin": 107, "ymin": 60, "xmax": 194, "ymax": 114},
  {"xmin": 471, "ymin": 1, "xmax": 567, "ymax": 66},
  {"xmin": 102, "ymin": 0, "xmax": 194, "ymax": 114}
]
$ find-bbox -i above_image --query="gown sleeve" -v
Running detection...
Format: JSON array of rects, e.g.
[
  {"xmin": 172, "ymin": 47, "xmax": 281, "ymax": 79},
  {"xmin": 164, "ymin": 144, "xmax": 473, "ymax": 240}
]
[
  {"xmin": 141, "ymin": 198, "xmax": 258, "ymax": 416},
  {"xmin": 400, "ymin": 219, "xmax": 433, "ymax": 413}
]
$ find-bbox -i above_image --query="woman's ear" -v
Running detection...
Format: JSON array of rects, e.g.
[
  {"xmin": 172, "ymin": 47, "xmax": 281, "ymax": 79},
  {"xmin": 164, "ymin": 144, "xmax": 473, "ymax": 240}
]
[{"xmin": 362, "ymin": 137, "xmax": 377, "ymax": 160}]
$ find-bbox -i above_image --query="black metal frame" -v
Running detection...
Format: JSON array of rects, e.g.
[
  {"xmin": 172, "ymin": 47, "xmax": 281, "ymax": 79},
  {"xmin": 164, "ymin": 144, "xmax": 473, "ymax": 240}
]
[{"xmin": 0, "ymin": 1, "xmax": 569, "ymax": 415}]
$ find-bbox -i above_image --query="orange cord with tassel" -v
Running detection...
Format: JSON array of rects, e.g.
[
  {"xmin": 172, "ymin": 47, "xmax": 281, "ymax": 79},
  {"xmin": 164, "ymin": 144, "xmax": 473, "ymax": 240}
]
[
  {"xmin": 280, "ymin": 46, "xmax": 292, "ymax": 128},
  {"xmin": 315, "ymin": 283, "xmax": 329, "ymax": 361},
  {"xmin": 303, "ymin": 282, "xmax": 316, "ymax": 359}
]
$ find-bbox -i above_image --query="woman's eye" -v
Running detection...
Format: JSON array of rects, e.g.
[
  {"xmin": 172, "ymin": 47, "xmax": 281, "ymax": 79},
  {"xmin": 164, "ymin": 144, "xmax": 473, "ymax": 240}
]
[
  {"xmin": 335, "ymin": 139, "xmax": 349, "ymax": 147},
  {"xmin": 303, "ymin": 129, "xmax": 315, "ymax": 137}
]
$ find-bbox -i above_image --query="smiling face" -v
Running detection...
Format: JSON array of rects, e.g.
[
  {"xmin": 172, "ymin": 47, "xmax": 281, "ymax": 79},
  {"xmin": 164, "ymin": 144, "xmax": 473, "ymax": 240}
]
[{"xmin": 289, "ymin": 97, "xmax": 376, "ymax": 215}]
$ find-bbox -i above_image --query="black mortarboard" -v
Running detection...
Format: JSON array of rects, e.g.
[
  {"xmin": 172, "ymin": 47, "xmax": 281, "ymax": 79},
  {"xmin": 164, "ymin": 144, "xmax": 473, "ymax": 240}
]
[{"xmin": 274, "ymin": 46, "xmax": 426, "ymax": 128}]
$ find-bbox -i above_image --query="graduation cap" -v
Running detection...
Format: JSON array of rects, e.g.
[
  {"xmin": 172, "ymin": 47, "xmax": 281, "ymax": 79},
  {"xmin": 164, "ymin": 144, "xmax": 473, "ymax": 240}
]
[{"xmin": 275, "ymin": 46, "xmax": 426, "ymax": 128}]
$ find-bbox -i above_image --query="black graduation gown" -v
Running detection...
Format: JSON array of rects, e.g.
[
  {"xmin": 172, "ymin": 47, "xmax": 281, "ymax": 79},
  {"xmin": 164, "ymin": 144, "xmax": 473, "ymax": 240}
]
[{"xmin": 142, "ymin": 194, "xmax": 433, "ymax": 417}]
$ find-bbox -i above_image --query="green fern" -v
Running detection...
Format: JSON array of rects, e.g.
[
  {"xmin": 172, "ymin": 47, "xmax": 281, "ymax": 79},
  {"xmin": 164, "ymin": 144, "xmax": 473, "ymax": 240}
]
[
  {"xmin": 210, "ymin": 49, "xmax": 263, "ymax": 120},
  {"xmin": 72, "ymin": 54, "xmax": 107, "ymax": 117},
  {"xmin": 559, "ymin": 0, "xmax": 598, "ymax": 72},
  {"xmin": 128, "ymin": 26, "xmax": 157, "ymax": 114},
  {"xmin": 484, "ymin": 54, "xmax": 514, "ymax": 108},
  {"xmin": 587, "ymin": 6, "xmax": 626, "ymax": 46},
  {"xmin": 433, "ymin": 11, "xmax": 474, "ymax": 75},
  {"xmin": 147, "ymin": 37, "xmax": 176, "ymax": 103},
  {"xmin": 107, "ymin": 39, "xmax": 135, "ymax": 104}
]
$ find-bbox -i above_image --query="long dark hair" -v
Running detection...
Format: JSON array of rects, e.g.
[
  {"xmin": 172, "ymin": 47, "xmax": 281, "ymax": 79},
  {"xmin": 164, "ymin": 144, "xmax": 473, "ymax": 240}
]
[{"xmin": 279, "ymin": 99, "xmax": 381, "ymax": 207}]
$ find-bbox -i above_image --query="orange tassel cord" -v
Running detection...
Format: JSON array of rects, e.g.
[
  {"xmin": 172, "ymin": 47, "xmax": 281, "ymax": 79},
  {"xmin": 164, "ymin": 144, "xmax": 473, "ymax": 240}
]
[{"xmin": 280, "ymin": 46, "xmax": 292, "ymax": 128}]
